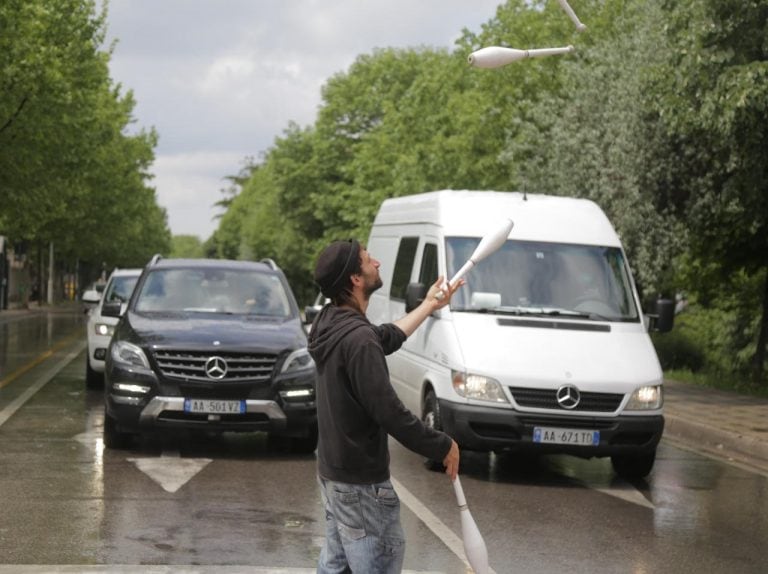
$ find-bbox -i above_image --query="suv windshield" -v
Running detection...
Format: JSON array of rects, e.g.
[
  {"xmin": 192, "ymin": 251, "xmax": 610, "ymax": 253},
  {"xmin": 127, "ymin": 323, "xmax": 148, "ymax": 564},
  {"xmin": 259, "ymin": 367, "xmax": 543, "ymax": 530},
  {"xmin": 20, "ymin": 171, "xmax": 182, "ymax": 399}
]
[
  {"xmin": 134, "ymin": 268, "xmax": 292, "ymax": 316},
  {"xmin": 446, "ymin": 238, "xmax": 639, "ymax": 321}
]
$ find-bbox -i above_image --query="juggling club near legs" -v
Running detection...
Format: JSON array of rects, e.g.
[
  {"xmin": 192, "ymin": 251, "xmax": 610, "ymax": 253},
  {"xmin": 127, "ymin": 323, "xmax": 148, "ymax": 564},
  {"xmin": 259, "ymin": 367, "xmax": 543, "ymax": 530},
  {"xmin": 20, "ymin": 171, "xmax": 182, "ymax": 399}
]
[{"xmin": 453, "ymin": 476, "xmax": 491, "ymax": 574}]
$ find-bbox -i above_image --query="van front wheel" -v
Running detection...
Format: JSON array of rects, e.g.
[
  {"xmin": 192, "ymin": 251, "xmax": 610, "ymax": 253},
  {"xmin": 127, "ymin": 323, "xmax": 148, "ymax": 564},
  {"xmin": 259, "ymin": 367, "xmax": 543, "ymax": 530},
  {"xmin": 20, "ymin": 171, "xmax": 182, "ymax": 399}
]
[
  {"xmin": 423, "ymin": 390, "xmax": 442, "ymax": 431},
  {"xmin": 422, "ymin": 390, "xmax": 445, "ymax": 472},
  {"xmin": 611, "ymin": 450, "xmax": 656, "ymax": 479}
]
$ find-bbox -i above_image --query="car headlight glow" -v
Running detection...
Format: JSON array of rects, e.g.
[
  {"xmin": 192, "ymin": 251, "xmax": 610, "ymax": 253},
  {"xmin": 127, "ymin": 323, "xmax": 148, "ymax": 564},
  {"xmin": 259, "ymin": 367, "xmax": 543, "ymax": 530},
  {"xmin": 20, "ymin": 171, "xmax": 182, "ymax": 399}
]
[
  {"xmin": 280, "ymin": 348, "xmax": 315, "ymax": 374},
  {"xmin": 111, "ymin": 341, "xmax": 150, "ymax": 369},
  {"xmin": 452, "ymin": 371, "xmax": 508, "ymax": 403},
  {"xmin": 94, "ymin": 323, "xmax": 114, "ymax": 336},
  {"xmin": 113, "ymin": 383, "xmax": 151, "ymax": 394},
  {"xmin": 626, "ymin": 385, "xmax": 663, "ymax": 410}
]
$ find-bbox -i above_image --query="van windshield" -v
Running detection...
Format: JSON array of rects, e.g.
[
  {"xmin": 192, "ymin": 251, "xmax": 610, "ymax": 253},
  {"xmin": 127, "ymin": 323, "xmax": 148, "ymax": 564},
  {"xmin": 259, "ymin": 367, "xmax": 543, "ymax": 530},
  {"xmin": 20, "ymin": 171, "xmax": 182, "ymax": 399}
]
[{"xmin": 446, "ymin": 238, "xmax": 639, "ymax": 321}]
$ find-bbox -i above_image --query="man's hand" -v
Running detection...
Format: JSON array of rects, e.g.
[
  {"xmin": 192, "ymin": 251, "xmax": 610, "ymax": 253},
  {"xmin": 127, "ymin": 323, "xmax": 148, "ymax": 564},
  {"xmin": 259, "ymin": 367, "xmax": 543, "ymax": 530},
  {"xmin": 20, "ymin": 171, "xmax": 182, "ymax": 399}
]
[
  {"xmin": 442, "ymin": 440, "xmax": 460, "ymax": 481},
  {"xmin": 428, "ymin": 276, "xmax": 464, "ymax": 311},
  {"xmin": 393, "ymin": 276, "xmax": 464, "ymax": 337}
]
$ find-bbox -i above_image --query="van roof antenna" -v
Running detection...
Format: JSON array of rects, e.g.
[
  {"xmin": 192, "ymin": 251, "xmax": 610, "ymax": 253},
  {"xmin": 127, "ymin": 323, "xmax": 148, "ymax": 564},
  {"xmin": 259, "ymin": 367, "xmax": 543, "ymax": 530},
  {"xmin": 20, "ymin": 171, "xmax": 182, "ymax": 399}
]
[{"xmin": 523, "ymin": 191, "xmax": 528, "ymax": 201}]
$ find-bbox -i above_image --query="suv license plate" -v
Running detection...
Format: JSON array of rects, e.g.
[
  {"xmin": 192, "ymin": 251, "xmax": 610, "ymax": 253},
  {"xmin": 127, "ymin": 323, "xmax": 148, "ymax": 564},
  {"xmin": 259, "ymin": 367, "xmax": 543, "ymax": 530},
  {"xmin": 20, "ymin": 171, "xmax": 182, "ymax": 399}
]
[
  {"xmin": 184, "ymin": 399, "xmax": 246, "ymax": 414},
  {"xmin": 533, "ymin": 427, "xmax": 600, "ymax": 446}
]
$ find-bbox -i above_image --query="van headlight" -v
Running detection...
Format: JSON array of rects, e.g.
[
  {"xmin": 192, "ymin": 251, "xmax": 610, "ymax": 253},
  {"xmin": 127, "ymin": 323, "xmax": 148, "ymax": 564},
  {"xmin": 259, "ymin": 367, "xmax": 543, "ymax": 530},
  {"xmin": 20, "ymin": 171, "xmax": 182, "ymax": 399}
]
[
  {"xmin": 280, "ymin": 348, "xmax": 315, "ymax": 374},
  {"xmin": 111, "ymin": 341, "xmax": 150, "ymax": 369},
  {"xmin": 625, "ymin": 385, "xmax": 663, "ymax": 410},
  {"xmin": 452, "ymin": 371, "xmax": 509, "ymax": 403}
]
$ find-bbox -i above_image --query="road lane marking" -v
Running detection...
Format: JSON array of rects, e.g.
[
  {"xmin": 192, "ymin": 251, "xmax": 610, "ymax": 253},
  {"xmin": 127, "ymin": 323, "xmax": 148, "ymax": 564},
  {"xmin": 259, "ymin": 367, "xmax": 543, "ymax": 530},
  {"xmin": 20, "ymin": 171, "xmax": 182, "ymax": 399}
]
[
  {"xmin": 0, "ymin": 330, "xmax": 82, "ymax": 389},
  {"xmin": 391, "ymin": 476, "xmax": 498, "ymax": 574},
  {"xmin": 0, "ymin": 340, "xmax": 85, "ymax": 428},
  {"xmin": 127, "ymin": 453, "xmax": 213, "ymax": 493}
]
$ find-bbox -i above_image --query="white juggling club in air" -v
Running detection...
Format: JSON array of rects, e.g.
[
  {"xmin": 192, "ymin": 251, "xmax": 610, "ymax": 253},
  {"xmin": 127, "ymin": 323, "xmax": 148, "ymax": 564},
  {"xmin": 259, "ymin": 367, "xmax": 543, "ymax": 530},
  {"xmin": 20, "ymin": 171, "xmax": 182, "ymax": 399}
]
[
  {"xmin": 468, "ymin": 45, "xmax": 575, "ymax": 69},
  {"xmin": 453, "ymin": 476, "xmax": 491, "ymax": 574},
  {"xmin": 558, "ymin": 0, "xmax": 587, "ymax": 32},
  {"xmin": 441, "ymin": 218, "xmax": 514, "ymax": 296}
]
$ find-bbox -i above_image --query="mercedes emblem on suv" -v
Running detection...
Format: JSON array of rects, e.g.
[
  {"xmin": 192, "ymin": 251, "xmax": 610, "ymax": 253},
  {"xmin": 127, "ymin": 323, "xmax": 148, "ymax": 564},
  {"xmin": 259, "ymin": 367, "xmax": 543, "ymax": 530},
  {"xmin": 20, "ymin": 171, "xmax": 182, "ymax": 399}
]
[{"xmin": 205, "ymin": 356, "xmax": 228, "ymax": 380}]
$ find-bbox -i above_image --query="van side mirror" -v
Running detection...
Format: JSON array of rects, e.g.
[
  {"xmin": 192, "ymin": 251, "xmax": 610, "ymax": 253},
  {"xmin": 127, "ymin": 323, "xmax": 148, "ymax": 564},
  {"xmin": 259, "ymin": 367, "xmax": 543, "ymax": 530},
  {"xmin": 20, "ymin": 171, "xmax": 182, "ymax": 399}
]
[
  {"xmin": 102, "ymin": 301, "xmax": 123, "ymax": 318},
  {"xmin": 650, "ymin": 298, "xmax": 674, "ymax": 333},
  {"xmin": 405, "ymin": 282, "xmax": 428, "ymax": 313},
  {"xmin": 304, "ymin": 305, "xmax": 320, "ymax": 325}
]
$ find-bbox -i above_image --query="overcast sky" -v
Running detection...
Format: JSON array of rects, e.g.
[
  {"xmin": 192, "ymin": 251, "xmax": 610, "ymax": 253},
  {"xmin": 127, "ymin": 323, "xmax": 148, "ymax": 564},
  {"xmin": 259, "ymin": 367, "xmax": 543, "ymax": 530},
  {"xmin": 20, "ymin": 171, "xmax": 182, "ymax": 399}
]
[{"xmin": 103, "ymin": 0, "xmax": 502, "ymax": 240}]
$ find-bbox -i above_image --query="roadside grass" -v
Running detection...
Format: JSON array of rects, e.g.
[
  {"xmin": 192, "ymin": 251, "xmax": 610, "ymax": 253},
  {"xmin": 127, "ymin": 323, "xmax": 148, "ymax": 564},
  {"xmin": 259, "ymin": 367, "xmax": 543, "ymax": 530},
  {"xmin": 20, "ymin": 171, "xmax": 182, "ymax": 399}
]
[{"xmin": 665, "ymin": 368, "xmax": 768, "ymax": 399}]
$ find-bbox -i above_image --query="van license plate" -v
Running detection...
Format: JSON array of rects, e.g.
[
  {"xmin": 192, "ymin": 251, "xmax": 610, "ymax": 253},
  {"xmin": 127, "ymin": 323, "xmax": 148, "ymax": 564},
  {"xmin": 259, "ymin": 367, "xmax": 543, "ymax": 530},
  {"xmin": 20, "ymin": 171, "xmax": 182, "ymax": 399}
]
[
  {"xmin": 184, "ymin": 399, "xmax": 245, "ymax": 414},
  {"xmin": 533, "ymin": 427, "xmax": 600, "ymax": 446}
]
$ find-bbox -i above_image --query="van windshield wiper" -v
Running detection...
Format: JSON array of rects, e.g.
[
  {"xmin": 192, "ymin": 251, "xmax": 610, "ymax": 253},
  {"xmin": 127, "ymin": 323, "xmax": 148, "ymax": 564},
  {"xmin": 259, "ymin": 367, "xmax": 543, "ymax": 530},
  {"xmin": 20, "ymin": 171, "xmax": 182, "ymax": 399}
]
[{"xmin": 453, "ymin": 306, "xmax": 612, "ymax": 321}]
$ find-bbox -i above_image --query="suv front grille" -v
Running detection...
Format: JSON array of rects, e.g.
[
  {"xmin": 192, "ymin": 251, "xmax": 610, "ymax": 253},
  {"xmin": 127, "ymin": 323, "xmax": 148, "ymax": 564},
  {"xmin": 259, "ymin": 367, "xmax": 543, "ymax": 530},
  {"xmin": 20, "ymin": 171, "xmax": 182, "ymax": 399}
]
[
  {"xmin": 509, "ymin": 387, "xmax": 623, "ymax": 412},
  {"xmin": 153, "ymin": 350, "xmax": 277, "ymax": 383}
]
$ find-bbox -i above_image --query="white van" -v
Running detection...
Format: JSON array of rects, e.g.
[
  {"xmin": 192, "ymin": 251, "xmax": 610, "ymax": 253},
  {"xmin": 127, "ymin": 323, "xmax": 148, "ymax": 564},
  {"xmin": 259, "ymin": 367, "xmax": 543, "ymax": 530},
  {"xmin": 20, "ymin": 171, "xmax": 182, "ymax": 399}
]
[{"xmin": 366, "ymin": 190, "xmax": 674, "ymax": 478}]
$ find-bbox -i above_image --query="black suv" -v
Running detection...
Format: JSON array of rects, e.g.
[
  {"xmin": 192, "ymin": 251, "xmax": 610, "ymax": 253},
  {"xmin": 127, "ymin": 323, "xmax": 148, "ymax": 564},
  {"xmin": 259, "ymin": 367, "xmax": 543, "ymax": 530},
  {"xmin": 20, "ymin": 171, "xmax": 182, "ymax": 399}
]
[{"xmin": 102, "ymin": 256, "xmax": 317, "ymax": 453}]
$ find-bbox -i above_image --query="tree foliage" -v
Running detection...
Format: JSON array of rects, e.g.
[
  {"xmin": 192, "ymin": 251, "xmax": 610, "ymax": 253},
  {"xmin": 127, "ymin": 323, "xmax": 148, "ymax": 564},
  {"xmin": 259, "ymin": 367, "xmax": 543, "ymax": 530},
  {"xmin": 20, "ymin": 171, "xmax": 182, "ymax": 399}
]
[
  {"xmin": 0, "ymin": 0, "xmax": 170, "ymax": 276},
  {"xmin": 656, "ymin": 0, "xmax": 768, "ymax": 380},
  {"xmin": 211, "ymin": 0, "xmax": 768, "ymax": 382}
]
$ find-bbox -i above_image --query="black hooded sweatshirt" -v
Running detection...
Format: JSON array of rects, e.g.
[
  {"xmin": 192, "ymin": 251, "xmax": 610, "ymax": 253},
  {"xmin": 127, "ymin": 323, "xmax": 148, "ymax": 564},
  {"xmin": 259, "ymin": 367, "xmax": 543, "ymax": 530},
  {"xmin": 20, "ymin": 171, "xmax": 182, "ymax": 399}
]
[{"xmin": 308, "ymin": 304, "xmax": 452, "ymax": 484}]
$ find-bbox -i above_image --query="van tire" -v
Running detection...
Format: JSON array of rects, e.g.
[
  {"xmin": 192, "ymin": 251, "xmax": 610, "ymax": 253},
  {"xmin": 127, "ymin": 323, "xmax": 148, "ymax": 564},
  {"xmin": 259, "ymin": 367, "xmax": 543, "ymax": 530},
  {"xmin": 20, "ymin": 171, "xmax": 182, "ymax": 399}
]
[
  {"xmin": 422, "ymin": 390, "xmax": 445, "ymax": 472},
  {"xmin": 611, "ymin": 450, "xmax": 655, "ymax": 479}
]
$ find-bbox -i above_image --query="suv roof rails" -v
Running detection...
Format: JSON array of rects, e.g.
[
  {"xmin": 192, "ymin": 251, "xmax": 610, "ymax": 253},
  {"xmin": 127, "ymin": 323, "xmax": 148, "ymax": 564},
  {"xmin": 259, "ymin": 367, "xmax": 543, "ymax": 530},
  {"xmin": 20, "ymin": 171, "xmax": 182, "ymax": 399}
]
[
  {"xmin": 149, "ymin": 254, "xmax": 163, "ymax": 266},
  {"xmin": 260, "ymin": 258, "xmax": 278, "ymax": 270}
]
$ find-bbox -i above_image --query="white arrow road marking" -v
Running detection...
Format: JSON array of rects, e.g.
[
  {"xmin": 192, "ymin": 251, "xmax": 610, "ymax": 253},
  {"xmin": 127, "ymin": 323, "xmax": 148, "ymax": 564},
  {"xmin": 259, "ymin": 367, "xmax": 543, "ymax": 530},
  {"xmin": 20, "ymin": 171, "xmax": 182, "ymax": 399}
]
[
  {"xmin": 547, "ymin": 458, "xmax": 655, "ymax": 509},
  {"xmin": 586, "ymin": 481, "xmax": 655, "ymax": 509},
  {"xmin": 127, "ymin": 452, "xmax": 212, "ymax": 493}
]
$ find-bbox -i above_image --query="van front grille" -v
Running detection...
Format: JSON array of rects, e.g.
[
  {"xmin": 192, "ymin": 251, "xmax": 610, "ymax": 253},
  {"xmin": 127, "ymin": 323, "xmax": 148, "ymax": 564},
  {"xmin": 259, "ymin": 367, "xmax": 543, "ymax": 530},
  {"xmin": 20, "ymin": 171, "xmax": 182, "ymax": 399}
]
[{"xmin": 510, "ymin": 387, "xmax": 623, "ymax": 412}]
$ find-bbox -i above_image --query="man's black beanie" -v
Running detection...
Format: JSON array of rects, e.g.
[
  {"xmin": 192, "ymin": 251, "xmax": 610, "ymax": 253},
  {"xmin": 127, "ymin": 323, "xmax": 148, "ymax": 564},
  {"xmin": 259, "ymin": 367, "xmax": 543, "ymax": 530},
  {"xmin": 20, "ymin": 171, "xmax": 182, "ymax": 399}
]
[{"xmin": 314, "ymin": 239, "xmax": 360, "ymax": 298}]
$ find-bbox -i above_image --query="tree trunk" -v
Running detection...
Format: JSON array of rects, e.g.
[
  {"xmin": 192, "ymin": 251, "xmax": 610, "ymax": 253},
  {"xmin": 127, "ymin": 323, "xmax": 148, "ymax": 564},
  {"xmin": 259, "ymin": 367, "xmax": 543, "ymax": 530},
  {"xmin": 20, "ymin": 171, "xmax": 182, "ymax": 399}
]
[{"xmin": 752, "ymin": 266, "xmax": 768, "ymax": 385}]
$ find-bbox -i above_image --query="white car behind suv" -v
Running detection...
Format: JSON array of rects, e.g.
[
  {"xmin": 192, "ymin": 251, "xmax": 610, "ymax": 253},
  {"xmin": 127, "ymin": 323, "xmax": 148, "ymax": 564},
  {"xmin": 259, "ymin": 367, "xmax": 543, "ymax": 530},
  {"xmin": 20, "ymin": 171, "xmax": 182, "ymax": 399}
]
[{"xmin": 86, "ymin": 268, "xmax": 142, "ymax": 388}]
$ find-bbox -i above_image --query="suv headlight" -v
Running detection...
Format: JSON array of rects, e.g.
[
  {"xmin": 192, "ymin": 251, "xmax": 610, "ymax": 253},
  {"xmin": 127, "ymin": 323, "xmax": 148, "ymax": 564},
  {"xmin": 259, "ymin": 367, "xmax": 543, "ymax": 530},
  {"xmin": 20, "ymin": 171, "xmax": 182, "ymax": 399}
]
[
  {"xmin": 111, "ymin": 341, "xmax": 150, "ymax": 369},
  {"xmin": 452, "ymin": 371, "xmax": 509, "ymax": 403},
  {"xmin": 625, "ymin": 385, "xmax": 663, "ymax": 410},
  {"xmin": 280, "ymin": 348, "xmax": 315, "ymax": 374}
]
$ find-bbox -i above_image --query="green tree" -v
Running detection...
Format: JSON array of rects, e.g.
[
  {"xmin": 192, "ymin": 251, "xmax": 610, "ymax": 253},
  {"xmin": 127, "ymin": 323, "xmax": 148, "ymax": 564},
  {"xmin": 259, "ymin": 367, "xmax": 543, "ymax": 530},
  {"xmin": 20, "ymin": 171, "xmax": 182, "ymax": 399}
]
[
  {"xmin": 657, "ymin": 0, "xmax": 768, "ymax": 382},
  {"xmin": 507, "ymin": 0, "xmax": 687, "ymax": 301},
  {"xmin": 0, "ymin": 0, "xmax": 171, "ymax": 279},
  {"xmin": 170, "ymin": 235, "xmax": 205, "ymax": 259}
]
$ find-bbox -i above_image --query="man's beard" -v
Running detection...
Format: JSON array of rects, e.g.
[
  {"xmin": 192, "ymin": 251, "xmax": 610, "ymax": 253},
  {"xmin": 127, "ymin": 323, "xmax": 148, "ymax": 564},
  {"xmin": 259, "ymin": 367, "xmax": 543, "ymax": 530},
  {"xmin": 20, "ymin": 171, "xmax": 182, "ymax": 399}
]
[{"xmin": 363, "ymin": 275, "xmax": 383, "ymax": 299}]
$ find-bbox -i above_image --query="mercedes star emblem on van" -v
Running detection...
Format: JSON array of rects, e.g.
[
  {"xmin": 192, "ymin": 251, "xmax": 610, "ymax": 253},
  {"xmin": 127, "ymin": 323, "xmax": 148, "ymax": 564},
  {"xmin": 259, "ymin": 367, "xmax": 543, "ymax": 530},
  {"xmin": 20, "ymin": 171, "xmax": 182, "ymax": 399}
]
[
  {"xmin": 205, "ymin": 356, "xmax": 228, "ymax": 379},
  {"xmin": 556, "ymin": 385, "xmax": 580, "ymax": 409}
]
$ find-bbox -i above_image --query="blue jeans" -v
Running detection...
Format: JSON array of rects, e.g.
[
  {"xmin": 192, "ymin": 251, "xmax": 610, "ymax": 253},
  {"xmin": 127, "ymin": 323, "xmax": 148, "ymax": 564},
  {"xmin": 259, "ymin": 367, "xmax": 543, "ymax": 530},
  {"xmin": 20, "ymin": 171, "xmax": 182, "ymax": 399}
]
[{"xmin": 317, "ymin": 477, "xmax": 405, "ymax": 574}]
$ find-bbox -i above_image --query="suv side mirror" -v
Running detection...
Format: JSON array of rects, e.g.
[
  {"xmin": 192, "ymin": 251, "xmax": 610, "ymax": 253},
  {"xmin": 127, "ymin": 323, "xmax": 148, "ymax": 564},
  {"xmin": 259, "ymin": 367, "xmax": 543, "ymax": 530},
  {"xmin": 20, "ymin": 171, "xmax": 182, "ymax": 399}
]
[
  {"xmin": 102, "ymin": 301, "xmax": 124, "ymax": 318},
  {"xmin": 650, "ymin": 298, "xmax": 674, "ymax": 333},
  {"xmin": 405, "ymin": 282, "xmax": 427, "ymax": 313}
]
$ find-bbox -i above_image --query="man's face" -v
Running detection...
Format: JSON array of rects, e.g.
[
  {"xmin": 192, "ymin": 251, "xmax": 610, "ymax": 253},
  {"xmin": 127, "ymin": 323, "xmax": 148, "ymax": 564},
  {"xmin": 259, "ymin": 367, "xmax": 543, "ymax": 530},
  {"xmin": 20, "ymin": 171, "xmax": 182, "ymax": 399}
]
[{"xmin": 359, "ymin": 248, "xmax": 383, "ymax": 298}]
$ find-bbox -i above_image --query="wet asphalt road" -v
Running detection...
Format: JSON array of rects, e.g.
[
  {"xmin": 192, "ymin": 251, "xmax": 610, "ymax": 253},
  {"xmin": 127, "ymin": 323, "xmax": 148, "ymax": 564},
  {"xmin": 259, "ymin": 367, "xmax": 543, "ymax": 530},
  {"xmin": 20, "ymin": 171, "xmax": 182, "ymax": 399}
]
[{"xmin": 0, "ymin": 307, "xmax": 767, "ymax": 573}]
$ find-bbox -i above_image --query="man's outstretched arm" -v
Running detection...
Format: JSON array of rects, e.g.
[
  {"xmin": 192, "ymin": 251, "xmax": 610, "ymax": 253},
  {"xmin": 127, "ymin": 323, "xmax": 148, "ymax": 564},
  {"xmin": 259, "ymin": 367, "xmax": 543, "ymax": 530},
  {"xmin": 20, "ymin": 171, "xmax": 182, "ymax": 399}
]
[{"xmin": 393, "ymin": 276, "xmax": 463, "ymax": 337}]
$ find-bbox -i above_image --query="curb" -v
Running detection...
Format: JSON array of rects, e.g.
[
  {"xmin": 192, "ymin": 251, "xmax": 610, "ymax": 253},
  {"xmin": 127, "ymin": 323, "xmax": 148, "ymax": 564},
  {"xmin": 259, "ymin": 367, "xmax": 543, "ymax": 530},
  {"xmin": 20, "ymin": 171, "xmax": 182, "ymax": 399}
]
[{"xmin": 664, "ymin": 412, "xmax": 768, "ymax": 469}]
